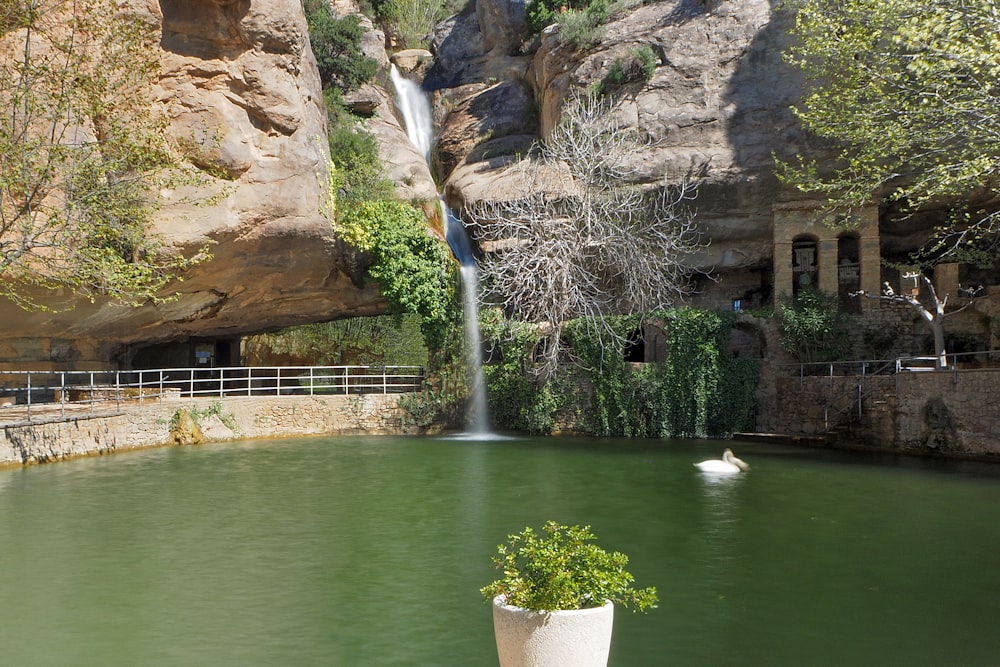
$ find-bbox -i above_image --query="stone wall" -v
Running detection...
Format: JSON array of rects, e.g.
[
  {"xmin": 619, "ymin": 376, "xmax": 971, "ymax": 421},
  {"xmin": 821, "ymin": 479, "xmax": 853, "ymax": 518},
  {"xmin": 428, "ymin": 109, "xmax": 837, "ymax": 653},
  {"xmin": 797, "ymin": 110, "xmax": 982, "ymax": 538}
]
[
  {"xmin": 756, "ymin": 368, "xmax": 1000, "ymax": 459},
  {"xmin": 0, "ymin": 394, "xmax": 411, "ymax": 467}
]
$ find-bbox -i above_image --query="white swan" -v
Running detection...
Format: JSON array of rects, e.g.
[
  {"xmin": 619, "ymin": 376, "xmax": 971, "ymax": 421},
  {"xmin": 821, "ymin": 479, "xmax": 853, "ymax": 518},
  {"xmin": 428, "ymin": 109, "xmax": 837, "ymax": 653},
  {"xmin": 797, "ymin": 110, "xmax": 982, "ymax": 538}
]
[{"xmin": 695, "ymin": 448, "xmax": 750, "ymax": 474}]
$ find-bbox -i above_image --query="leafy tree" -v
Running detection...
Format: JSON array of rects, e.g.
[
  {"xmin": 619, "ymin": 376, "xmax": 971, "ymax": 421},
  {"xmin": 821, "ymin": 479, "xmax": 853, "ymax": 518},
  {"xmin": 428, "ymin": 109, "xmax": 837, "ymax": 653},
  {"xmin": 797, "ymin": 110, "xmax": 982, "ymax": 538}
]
[
  {"xmin": 324, "ymin": 90, "xmax": 395, "ymax": 205},
  {"xmin": 778, "ymin": 0, "xmax": 1000, "ymax": 260},
  {"xmin": 465, "ymin": 92, "xmax": 705, "ymax": 376},
  {"xmin": 0, "ymin": 0, "xmax": 208, "ymax": 310},
  {"xmin": 302, "ymin": 0, "xmax": 378, "ymax": 91}
]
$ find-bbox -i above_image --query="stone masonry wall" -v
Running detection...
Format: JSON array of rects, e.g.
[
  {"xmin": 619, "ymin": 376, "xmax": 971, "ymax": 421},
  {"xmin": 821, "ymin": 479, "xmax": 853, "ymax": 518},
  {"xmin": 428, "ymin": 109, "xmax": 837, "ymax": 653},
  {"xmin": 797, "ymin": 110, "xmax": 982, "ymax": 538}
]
[
  {"xmin": 757, "ymin": 368, "xmax": 1000, "ymax": 459},
  {"xmin": 0, "ymin": 394, "xmax": 411, "ymax": 467}
]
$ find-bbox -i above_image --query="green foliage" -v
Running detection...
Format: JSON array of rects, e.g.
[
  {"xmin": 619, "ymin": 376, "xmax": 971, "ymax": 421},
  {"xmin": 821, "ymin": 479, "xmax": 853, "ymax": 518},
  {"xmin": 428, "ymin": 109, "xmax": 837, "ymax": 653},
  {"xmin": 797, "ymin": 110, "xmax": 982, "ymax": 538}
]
[
  {"xmin": 242, "ymin": 314, "xmax": 429, "ymax": 367},
  {"xmin": 172, "ymin": 401, "xmax": 239, "ymax": 434},
  {"xmin": 325, "ymin": 90, "xmax": 395, "ymax": 205},
  {"xmin": 336, "ymin": 200, "xmax": 457, "ymax": 350},
  {"xmin": 303, "ymin": 0, "xmax": 378, "ymax": 91},
  {"xmin": 379, "ymin": 0, "xmax": 450, "ymax": 49},
  {"xmin": 776, "ymin": 289, "xmax": 850, "ymax": 363},
  {"xmin": 481, "ymin": 521, "xmax": 658, "ymax": 612},
  {"xmin": 482, "ymin": 309, "xmax": 759, "ymax": 438},
  {"xmin": 480, "ymin": 306, "xmax": 565, "ymax": 434},
  {"xmin": 553, "ymin": 0, "xmax": 609, "ymax": 50},
  {"xmin": 0, "ymin": 0, "xmax": 211, "ymax": 310},
  {"xmin": 778, "ymin": 0, "xmax": 1000, "ymax": 257},
  {"xmin": 605, "ymin": 44, "xmax": 657, "ymax": 86}
]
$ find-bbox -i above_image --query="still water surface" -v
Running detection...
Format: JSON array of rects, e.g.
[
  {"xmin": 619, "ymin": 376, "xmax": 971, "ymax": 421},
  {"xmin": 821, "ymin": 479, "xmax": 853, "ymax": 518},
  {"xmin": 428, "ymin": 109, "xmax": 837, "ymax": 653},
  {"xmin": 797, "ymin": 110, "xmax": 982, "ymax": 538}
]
[{"xmin": 1, "ymin": 436, "xmax": 998, "ymax": 666}]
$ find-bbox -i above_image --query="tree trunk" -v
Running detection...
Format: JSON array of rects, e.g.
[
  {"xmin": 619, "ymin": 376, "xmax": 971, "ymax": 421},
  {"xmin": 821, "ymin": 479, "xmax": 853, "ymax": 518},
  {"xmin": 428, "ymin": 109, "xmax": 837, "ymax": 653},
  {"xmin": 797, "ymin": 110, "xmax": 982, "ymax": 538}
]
[{"xmin": 931, "ymin": 318, "xmax": 948, "ymax": 369}]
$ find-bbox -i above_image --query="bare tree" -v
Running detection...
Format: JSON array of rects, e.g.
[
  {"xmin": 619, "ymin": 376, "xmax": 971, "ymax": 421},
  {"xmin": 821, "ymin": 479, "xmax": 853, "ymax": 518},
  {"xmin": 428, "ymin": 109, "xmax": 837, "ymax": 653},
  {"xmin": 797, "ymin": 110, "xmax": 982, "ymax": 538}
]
[
  {"xmin": 854, "ymin": 271, "xmax": 983, "ymax": 369},
  {"xmin": 464, "ymin": 92, "xmax": 706, "ymax": 375}
]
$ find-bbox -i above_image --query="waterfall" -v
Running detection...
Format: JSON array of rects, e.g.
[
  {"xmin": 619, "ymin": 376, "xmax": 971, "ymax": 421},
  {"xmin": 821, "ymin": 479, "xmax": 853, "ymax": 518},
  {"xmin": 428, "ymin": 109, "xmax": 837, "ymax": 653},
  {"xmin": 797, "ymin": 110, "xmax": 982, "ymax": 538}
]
[
  {"xmin": 389, "ymin": 65, "xmax": 433, "ymax": 162},
  {"xmin": 391, "ymin": 66, "xmax": 491, "ymax": 436}
]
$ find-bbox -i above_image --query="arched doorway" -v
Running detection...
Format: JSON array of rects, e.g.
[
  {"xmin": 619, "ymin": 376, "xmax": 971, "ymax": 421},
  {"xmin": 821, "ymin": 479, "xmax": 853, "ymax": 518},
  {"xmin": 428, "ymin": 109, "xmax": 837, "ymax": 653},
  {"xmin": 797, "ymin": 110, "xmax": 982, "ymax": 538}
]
[{"xmin": 792, "ymin": 235, "xmax": 818, "ymax": 297}]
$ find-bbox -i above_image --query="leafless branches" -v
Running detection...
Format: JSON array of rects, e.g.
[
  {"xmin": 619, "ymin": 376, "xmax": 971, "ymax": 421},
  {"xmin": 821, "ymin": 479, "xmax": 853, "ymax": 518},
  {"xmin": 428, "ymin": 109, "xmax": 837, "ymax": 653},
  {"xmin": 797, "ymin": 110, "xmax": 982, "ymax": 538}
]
[{"xmin": 464, "ymin": 92, "xmax": 706, "ymax": 375}]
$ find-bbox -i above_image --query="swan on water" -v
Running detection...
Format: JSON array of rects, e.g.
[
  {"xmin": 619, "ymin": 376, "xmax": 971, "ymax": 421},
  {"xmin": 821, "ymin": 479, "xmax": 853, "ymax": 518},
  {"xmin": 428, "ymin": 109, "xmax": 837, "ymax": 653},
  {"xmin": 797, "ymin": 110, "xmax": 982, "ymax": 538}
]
[{"xmin": 694, "ymin": 448, "xmax": 750, "ymax": 474}]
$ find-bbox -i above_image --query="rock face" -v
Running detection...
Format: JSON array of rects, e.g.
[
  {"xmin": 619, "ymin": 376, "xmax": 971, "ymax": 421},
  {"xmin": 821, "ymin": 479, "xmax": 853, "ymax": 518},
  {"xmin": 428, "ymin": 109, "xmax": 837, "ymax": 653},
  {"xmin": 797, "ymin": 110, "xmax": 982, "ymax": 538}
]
[
  {"xmin": 437, "ymin": 0, "xmax": 802, "ymax": 279},
  {"xmin": 0, "ymin": 0, "xmax": 387, "ymax": 367}
]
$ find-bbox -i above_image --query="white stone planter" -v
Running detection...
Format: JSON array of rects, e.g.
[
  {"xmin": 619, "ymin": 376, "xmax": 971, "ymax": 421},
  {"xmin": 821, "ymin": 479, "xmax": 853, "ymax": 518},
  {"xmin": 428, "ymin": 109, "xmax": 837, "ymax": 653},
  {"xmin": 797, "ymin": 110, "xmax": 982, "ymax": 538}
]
[{"xmin": 491, "ymin": 595, "xmax": 615, "ymax": 667}]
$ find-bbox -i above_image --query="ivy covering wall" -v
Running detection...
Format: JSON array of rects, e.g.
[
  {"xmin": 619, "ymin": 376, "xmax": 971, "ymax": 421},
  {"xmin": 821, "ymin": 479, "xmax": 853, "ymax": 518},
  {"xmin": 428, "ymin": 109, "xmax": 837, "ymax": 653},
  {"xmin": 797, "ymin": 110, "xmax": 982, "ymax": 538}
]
[{"xmin": 481, "ymin": 308, "xmax": 759, "ymax": 438}]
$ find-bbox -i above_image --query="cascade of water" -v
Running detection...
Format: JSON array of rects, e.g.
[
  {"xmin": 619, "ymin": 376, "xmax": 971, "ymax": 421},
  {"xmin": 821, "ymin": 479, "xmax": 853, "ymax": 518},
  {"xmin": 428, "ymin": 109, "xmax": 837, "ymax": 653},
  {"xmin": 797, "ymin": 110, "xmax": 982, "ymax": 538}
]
[
  {"xmin": 391, "ymin": 66, "xmax": 491, "ymax": 435},
  {"xmin": 389, "ymin": 65, "xmax": 433, "ymax": 162}
]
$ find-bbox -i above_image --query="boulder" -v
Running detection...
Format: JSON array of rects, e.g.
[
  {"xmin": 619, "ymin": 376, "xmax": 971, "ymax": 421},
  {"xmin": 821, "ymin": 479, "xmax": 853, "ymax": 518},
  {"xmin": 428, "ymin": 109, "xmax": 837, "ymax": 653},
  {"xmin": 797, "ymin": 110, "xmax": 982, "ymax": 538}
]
[{"xmin": 435, "ymin": 80, "xmax": 536, "ymax": 181}]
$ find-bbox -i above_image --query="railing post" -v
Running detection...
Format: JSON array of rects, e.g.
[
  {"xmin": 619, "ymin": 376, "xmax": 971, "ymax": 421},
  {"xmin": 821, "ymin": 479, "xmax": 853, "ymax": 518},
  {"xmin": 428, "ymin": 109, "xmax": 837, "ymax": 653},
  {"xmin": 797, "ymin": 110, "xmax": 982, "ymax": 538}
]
[
  {"xmin": 89, "ymin": 371, "xmax": 95, "ymax": 415},
  {"xmin": 276, "ymin": 367, "xmax": 282, "ymax": 396},
  {"xmin": 383, "ymin": 367, "xmax": 387, "ymax": 394},
  {"xmin": 115, "ymin": 371, "xmax": 121, "ymax": 411},
  {"xmin": 26, "ymin": 372, "xmax": 31, "ymax": 421},
  {"xmin": 190, "ymin": 369, "xmax": 195, "ymax": 397},
  {"xmin": 60, "ymin": 370, "xmax": 66, "ymax": 419},
  {"xmin": 159, "ymin": 370, "xmax": 164, "ymax": 403}
]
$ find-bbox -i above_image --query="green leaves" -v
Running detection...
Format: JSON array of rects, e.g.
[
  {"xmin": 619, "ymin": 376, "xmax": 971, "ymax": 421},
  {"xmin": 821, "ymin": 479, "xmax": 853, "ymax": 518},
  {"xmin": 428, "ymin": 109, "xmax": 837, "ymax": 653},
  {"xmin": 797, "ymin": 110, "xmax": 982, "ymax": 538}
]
[
  {"xmin": 303, "ymin": 1, "xmax": 378, "ymax": 91},
  {"xmin": 481, "ymin": 521, "xmax": 658, "ymax": 613},
  {"xmin": 335, "ymin": 200, "xmax": 457, "ymax": 350},
  {"xmin": 780, "ymin": 0, "xmax": 1000, "ymax": 254},
  {"xmin": 0, "ymin": 0, "xmax": 209, "ymax": 310},
  {"xmin": 776, "ymin": 288, "xmax": 850, "ymax": 363}
]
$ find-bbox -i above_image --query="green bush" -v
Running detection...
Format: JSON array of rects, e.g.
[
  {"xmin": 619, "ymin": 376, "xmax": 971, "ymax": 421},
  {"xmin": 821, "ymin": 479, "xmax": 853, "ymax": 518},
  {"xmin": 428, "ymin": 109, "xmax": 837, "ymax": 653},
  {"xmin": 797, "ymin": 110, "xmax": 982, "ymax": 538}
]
[
  {"xmin": 777, "ymin": 289, "xmax": 851, "ymax": 363},
  {"xmin": 336, "ymin": 200, "xmax": 458, "ymax": 351},
  {"xmin": 303, "ymin": 0, "xmax": 378, "ymax": 91},
  {"xmin": 481, "ymin": 521, "xmax": 658, "ymax": 612},
  {"xmin": 606, "ymin": 44, "xmax": 657, "ymax": 86}
]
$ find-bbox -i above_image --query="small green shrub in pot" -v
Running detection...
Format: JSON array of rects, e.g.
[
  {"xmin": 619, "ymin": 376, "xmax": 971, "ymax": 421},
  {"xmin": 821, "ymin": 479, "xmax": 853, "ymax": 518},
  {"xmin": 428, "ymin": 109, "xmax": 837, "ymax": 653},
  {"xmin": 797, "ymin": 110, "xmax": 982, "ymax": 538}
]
[{"xmin": 481, "ymin": 521, "xmax": 658, "ymax": 612}]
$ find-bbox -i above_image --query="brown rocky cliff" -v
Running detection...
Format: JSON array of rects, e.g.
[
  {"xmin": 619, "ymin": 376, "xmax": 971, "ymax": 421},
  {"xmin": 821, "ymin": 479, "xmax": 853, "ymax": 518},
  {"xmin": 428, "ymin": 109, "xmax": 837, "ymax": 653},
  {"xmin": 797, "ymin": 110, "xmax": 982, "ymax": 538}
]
[
  {"xmin": 1, "ymin": 0, "xmax": 387, "ymax": 367},
  {"xmin": 436, "ymin": 0, "xmax": 804, "ymax": 283}
]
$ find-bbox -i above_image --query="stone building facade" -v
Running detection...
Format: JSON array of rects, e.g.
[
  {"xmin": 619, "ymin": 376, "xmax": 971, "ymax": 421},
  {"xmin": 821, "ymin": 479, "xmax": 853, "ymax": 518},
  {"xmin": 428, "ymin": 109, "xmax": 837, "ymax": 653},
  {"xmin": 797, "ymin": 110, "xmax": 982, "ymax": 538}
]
[{"xmin": 772, "ymin": 201, "xmax": 882, "ymax": 308}]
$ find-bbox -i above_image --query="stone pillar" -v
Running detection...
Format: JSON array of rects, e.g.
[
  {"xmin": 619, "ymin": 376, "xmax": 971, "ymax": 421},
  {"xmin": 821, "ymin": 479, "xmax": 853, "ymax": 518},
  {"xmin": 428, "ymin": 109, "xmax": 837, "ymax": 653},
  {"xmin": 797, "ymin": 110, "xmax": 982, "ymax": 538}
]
[
  {"xmin": 773, "ymin": 241, "xmax": 794, "ymax": 301},
  {"xmin": 935, "ymin": 263, "xmax": 960, "ymax": 298},
  {"xmin": 857, "ymin": 205, "xmax": 881, "ymax": 310},
  {"xmin": 818, "ymin": 238, "xmax": 838, "ymax": 295}
]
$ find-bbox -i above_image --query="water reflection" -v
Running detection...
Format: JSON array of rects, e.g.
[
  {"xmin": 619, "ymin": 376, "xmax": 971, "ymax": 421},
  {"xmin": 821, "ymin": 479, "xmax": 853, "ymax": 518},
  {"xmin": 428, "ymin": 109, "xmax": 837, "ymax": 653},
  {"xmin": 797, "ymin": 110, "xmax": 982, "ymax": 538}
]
[{"xmin": 1, "ymin": 437, "xmax": 999, "ymax": 666}]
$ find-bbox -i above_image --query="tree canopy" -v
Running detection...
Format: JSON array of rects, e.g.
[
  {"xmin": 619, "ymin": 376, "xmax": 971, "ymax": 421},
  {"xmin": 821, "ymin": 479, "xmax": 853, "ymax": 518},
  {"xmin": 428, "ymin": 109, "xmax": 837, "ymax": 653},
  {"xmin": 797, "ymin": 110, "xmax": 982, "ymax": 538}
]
[{"xmin": 778, "ymin": 0, "xmax": 1000, "ymax": 261}]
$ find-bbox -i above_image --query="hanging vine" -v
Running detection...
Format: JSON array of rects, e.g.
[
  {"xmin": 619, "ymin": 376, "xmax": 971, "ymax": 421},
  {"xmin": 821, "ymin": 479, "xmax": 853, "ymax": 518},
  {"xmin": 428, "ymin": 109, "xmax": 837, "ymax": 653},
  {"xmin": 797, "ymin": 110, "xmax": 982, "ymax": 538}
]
[{"xmin": 482, "ymin": 308, "xmax": 759, "ymax": 438}]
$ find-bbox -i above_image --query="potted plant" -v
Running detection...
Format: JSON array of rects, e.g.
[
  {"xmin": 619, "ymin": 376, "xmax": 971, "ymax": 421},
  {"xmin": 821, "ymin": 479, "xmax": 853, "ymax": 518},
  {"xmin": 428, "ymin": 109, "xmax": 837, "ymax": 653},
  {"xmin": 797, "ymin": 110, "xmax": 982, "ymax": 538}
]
[{"xmin": 481, "ymin": 521, "xmax": 658, "ymax": 667}]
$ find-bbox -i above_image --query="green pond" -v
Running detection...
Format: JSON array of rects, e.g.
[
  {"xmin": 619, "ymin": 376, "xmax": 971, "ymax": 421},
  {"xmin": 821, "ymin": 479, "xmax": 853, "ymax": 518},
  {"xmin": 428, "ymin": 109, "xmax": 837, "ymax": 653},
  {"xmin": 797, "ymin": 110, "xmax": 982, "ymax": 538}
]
[{"xmin": 1, "ymin": 435, "xmax": 998, "ymax": 666}]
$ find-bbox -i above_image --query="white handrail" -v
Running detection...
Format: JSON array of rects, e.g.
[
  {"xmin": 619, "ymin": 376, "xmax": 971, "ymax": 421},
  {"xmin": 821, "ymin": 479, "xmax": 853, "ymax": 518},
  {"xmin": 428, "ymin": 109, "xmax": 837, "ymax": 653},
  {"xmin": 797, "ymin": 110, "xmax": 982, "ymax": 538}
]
[{"xmin": 0, "ymin": 365, "xmax": 425, "ymax": 424}]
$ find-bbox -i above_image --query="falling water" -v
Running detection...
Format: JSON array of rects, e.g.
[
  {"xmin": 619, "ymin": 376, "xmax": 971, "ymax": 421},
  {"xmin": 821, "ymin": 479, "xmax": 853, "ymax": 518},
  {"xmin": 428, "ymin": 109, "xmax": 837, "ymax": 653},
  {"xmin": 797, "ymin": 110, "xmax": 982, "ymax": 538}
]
[{"xmin": 390, "ymin": 66, "xmax": 491, "ymax": 435}]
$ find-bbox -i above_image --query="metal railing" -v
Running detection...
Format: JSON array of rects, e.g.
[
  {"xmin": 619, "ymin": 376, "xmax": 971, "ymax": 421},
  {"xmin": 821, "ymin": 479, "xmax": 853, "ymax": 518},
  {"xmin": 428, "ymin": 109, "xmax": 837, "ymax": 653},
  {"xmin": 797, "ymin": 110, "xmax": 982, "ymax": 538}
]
[
  {"xmin": 0, "ymin": 365, "xmax": 425, "ymax": 423},
  {"xmin": 782, "ymin": 349, "xmax": 1000, "ymax": 380}
]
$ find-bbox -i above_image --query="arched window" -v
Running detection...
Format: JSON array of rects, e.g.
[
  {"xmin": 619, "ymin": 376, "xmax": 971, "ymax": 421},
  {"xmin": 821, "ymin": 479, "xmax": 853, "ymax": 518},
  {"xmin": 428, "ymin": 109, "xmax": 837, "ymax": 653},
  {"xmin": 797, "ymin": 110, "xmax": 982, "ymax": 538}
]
[{"xmin": 791, "ymin": 235, "xmax": 818, "ymax": 297}]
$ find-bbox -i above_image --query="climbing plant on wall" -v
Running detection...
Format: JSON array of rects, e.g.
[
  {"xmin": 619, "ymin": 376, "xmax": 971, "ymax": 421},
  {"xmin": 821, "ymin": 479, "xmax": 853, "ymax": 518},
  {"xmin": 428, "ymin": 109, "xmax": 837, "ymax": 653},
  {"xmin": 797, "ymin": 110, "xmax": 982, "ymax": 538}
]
[
  {"xmin": 482, "ymin": 308, "xmax": 759, "ymax": 438},
  {"xmin": 479, "ymin": 307, "xmax": 566, "ymax": 434}
]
